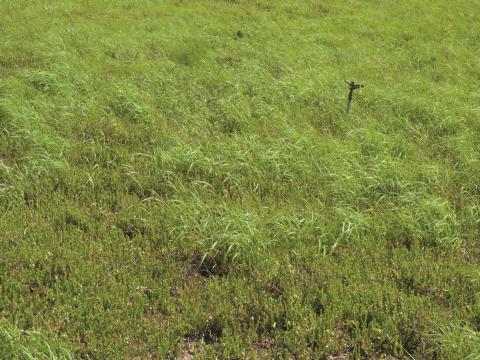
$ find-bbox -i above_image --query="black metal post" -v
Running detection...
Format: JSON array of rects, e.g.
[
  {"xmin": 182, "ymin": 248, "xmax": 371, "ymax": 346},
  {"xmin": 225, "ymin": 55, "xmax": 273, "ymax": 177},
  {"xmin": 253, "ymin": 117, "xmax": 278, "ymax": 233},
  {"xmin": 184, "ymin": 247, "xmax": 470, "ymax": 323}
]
[{"xmin": 345, "ymin": 80, "xmax": 364, "ymax": 115}]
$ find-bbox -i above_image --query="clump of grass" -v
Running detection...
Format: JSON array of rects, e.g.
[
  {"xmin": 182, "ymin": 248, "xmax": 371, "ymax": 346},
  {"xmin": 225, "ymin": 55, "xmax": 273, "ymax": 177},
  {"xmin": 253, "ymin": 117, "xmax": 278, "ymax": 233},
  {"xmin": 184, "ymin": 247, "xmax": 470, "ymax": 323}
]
[
  {"xmin": 107, "ymin": 82, "xmax": 152, "ymax": 123},
  {"xmin": 430, "ymin": 323, "xmax": 480, "ymax": 359},
  {"xmin": 22, "ymin": 71, "xmax": 59, "ymax": 94},
  {"xmin": 0, "ymin": 321, "xmax": 73, "ymax": 360},
  {"xmin": 169, "ymin": 200, "xmax": 265, "ymax": 272},
  {"xmin": 413, "ymin": 197, "xmax": 461, "ymax": 249},
  {"xmin": 168, "ymin": 37, "xmax": 209, "ymax": 66}
]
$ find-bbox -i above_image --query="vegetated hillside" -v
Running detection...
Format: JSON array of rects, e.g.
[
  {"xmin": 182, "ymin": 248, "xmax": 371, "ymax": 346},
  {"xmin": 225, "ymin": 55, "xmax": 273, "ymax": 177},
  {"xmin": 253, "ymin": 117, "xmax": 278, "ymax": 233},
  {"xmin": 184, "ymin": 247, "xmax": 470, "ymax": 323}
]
[{"xmin": 0, "ymin": 0, "xmax": 479, "ymax": 358}]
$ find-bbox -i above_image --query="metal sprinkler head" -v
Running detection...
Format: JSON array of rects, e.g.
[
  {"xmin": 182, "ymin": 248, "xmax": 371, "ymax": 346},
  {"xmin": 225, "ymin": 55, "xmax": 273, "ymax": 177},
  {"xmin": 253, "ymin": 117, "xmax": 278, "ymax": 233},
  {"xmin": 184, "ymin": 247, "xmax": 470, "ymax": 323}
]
[{"xmin": 344, "ymin": 80, "xmax": 364, "ymax": 115}]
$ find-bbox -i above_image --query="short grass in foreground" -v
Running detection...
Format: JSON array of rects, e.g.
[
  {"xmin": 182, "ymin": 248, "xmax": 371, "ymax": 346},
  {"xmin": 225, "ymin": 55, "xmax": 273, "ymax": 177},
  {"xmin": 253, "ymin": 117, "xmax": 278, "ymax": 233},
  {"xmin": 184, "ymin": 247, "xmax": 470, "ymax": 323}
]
[{"xmin": 1, "ymin": 0, "xmax": 480, "ymax": 358}]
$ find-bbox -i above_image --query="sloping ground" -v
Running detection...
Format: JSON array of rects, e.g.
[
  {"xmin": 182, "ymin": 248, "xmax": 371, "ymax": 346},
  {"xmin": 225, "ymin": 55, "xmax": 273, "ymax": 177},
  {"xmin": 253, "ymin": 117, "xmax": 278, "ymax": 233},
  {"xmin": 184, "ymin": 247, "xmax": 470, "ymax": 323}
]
[{"xmin": 0, "ymin": 0, "xmax": 479, "ymax": 358}]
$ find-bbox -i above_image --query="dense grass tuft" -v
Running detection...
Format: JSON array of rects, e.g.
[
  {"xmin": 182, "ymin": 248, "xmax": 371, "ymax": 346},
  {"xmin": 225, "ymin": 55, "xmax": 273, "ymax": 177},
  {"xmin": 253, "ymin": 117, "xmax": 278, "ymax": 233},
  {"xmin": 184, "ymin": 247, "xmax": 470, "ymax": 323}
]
[{"xmin": 0, "ymin": 322, "xmax": 73, "ymax": 360}]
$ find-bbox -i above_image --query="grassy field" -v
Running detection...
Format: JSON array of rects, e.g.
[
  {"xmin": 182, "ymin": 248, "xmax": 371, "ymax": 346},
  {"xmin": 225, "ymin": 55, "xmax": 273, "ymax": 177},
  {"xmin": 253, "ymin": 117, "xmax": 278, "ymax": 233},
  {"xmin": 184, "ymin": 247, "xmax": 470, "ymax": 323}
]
[{"xmin": 1, "ymin": 0, "xmax": 479, "ymax": 358}]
